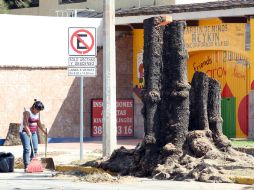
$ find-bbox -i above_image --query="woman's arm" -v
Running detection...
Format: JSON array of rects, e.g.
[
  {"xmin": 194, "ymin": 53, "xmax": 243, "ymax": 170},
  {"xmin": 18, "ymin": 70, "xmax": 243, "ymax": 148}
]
[
  {"xmin": 37, "ymin": 119, "xmax": 47, "ymax": 135},
  {"xmin": 23, "ymin": 111, "xmax": 31, "ymax": 136}
]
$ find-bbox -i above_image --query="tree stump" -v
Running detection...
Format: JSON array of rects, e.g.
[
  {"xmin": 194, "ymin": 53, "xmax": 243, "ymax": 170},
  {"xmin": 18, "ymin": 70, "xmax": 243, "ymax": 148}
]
[
  {"xmin": 3, "ymin": 123, "xmax": 46, "ymax": 145},
  {"xmin": 91, "ymin": 16, "xmax": 254, "ymax": 183},
  {"xmin": 3, "ymin": 123, "xmax": 21, "ymax": 146}
]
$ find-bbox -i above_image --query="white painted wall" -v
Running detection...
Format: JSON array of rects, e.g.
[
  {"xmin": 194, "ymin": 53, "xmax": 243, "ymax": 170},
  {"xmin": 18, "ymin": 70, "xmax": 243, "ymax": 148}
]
[{"xmin": 0, "ymin": 14, "xmax": 102, "ymax": 67}]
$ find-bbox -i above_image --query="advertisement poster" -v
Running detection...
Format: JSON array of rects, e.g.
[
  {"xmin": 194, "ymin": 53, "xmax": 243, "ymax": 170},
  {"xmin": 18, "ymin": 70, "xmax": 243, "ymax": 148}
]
[{"xmin": 92, "ymin": 99, "xmax": 134, "ymax": 137}]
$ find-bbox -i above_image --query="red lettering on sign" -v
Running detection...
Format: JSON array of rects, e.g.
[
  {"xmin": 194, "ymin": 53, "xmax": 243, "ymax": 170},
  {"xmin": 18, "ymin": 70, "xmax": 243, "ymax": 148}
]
[
  {"xmin": 206, "ymin": 67, "xmax": 226, "ymax": 78},
  {"xmin": 91, "ymin": 99, "xmax": 134, "ymax": 137}
]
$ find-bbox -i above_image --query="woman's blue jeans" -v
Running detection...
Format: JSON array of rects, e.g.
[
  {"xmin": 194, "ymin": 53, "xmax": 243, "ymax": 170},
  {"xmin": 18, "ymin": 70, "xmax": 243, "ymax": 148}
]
[{"xmin": 19, "ymin": 131, "xmax": 38, "ymax": 169}]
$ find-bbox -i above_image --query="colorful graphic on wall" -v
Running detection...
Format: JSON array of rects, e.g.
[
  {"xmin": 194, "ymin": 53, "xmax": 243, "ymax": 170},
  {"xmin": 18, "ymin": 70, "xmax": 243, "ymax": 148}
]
[
  {"xmin": 186, "ymin": 23, "xmax": 250, "ymax": 138},
  {"xmin": 133, "ymin": 29, "xmax": 145, "ymax": 99},
  {"xmin": 137, "ymin": 49, "xmax": 144, "ymax": 89},
  {"xmin": 133, "ymin": 23, "xmax": 251, "ymax": 138},
  {"xmin": 187, "ymin": 50, "xmax": 249, "ymax": 138}
]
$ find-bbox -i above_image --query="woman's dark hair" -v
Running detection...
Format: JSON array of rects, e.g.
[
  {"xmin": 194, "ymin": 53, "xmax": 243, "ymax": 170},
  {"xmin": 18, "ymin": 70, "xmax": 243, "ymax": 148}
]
[{"xmin": 32, "ymin": 99, "xmax": 44, "ymax": 111}]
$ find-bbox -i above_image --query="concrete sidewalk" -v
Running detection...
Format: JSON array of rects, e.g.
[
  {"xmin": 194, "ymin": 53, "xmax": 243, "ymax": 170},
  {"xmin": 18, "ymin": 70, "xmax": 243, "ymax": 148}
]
[
  {"xmin": 1, "ymin": 169, "xmax": 252, "ymax": 190},
  {"xmin": 0, "ymin": 138, "xmax": 141, "ymax": 166},
  {"xmin": 1, "ymin": 138, "xmax": 254, "ymax": 186}
]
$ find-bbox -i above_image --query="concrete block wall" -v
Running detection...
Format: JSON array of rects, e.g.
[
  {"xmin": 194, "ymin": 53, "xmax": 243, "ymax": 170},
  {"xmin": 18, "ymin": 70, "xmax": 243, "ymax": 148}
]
[
  {"xmin": 0, "ymin": 33, "xmax": 138, "ymax": 139},
  {"xmin": 84, "ymin": 33, "xmax": 135, "ymax": 137},
  {"xmin": 0, "ymin": 68, "xmax": 77, "ymax": 138}
]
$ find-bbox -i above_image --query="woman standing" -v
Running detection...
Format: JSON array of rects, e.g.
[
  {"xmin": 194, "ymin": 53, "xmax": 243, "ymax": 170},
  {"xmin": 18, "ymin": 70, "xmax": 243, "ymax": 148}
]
[{"xmin": 19, "ymin": 99, "xmax": 47, "ymax": 171}]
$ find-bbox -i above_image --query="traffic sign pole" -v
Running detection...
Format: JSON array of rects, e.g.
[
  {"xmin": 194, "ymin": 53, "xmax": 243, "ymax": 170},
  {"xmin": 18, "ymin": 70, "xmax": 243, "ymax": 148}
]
[
  {"xmin": 68, "ymin": 12, "xmax": 97, "ymax": 160},
  {"xmin": 80, "ymin": 76, "xmax": 84, "ymax": 160},
  {"xmin": 74, "ymin": 10, "xmax": 84, "ymax": 161}
]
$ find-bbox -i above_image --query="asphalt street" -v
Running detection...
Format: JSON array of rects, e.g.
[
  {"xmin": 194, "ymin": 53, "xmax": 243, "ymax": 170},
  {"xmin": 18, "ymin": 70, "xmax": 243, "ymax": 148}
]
[{"xmin": 0, "ymin": 169, "xmax": 254, "ymax": 190}]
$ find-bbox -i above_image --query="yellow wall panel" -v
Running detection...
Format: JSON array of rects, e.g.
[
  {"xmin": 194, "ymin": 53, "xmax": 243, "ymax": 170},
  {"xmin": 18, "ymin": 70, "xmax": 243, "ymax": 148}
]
[
  {"xmin": 187, "ymin": 50, "xmax": 249, "ymax": 138},
  {"xmin": 199, "ymin": 18, "xmax": 222, "ymax": 26}
]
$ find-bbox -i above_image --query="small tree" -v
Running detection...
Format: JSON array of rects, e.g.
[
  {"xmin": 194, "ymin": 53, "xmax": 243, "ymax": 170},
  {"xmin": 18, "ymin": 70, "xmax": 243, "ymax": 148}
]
[
  {"xmin": 3, "ymin": 0, "xmax": 32, "ymax": 9},
  {"xmin": 0, "ymin": 0, "xmax": 8, "ymax": 13}
]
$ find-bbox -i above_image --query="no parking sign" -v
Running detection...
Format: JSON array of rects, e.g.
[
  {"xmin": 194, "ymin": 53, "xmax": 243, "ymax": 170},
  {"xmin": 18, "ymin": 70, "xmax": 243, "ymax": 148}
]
[
  {"xmin": 68, "ymin": 27, "xmax": 97, "ymax": 77},
  {"xmin": 68, "ymin": 27, "xmax": 96, "ymax": 56}
]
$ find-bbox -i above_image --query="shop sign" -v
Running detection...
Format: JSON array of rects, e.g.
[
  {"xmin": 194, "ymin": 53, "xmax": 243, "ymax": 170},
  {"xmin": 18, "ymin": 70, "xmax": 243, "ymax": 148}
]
[
  {"xmin": 91, "ymin": 99, "xmax": 134, "ymax": 137},
  {"xmin": 184, "ymin": 23, "xmax": 249, "ymax": 56}
]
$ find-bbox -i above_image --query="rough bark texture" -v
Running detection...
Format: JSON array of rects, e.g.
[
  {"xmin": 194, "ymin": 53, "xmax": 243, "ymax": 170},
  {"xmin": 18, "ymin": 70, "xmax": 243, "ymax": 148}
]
[
  {"xmin": 90, "ymin": 17, "xmax": 254, "ymax": 183},
  {"xmin": 159, "ymin": 21, "xmax": 190, "ymax": 149},
  {"xmin": 189, "ymin": 72, "xmax": 209, "ymax": 131},
  {"xmin": 136, "ymin": 17, "xmax": 165, "ymax": 176},
  {"xmin": 141, "ymin": 16, "xmax": 164, "ymax": 143},
  {"xmin": 207, "ymin": 77, "xmax": 222, "ymax": 134},
  {"xmin": 4, "ymin": 123, "xmax": 21, "ymax": 146}
]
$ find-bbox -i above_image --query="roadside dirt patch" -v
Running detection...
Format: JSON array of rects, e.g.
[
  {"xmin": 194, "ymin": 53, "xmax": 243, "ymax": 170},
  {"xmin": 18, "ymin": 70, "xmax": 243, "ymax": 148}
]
[
  {"xmin": 54, "ymin": 171, "xmax": 140, "ymax": 184},
  {"xmin": 37, "ymin": 151, "xmax": 66, "ymax": 157},
  {"xmin": 69, "ymin": 154, "xmax": 102, "ymax": 165},
  {"xmin": 15, "ymin": 151, "xmax": 67, "ymax": 168}
]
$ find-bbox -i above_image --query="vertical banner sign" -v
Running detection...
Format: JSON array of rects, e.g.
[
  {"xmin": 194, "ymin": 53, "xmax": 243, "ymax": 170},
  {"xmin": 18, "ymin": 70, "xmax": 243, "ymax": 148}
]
[{"xmin": 92, "ymin": 99, "xmax": 134, "ymax": 137}]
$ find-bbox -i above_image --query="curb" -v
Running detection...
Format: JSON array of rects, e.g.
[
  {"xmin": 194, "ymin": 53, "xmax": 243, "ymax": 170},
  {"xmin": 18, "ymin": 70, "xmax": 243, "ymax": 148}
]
[
  {"xmin": 56, "ymin": 166, "xmax": 254, "ymax": 185},
  {"xmin": 234, "ymin": 147, "xmax": 254, "ymax": 157},
  {"xmin": 230, "ymin": 176, "xmax": 254, "ymax": 185},
  {"xmin": 15, "ymin": 164, "xmax": 107, "ymax": 175},
  {"xmin": 14, "ymin": 164, "xmax": 254, "ymax": 185},
  {"xmin": 55, "ymin": 165, "xmax": 116, "ymax": 175}
]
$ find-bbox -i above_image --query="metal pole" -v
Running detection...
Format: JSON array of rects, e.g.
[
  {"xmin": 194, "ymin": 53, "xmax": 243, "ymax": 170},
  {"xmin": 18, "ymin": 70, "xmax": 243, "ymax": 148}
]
[
  {"xmin": 103, "ymin": 0, "xmax": 117, "ymax": 156},
  {"xmin": 80, "ymin": 77, "xmax": 84, "ymax": 160},
  {"xmin": 74, "ymin": 9, "xmax": 84, "ymax": 160}
]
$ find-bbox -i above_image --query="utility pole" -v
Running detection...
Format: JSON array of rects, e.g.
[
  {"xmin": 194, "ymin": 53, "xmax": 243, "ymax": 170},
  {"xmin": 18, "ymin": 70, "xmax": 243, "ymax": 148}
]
[{"xmin": 102, "ymin": 0, "xmax": 117, "ymax": 156}]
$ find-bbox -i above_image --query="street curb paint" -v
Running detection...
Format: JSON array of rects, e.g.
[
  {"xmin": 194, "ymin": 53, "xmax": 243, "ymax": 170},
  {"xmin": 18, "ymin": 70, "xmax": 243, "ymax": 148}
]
[
  {"xmin": 231, "ymin": 176, "xmax": 254, "ymax": 185},
  {"xmin": 0, "ymin": 139, "xmax": 5, "ymax": 145}
]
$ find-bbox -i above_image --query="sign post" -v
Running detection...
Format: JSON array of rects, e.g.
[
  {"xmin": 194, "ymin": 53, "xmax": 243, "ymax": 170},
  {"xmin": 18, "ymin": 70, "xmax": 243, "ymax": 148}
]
[
  {"xmin": 68, "ymin": 25, "xmax": 97, "ymax": 160},
  {"xmin": 80, "ymin": 76, "xmax": 84, "ymax": 160}
]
